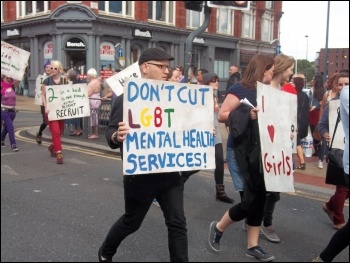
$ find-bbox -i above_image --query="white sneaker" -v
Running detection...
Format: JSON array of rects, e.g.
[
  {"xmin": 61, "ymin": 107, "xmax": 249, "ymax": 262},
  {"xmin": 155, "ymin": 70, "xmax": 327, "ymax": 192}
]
[{"xmin": 317, "ymin": 160, "xmax": 323, "ymax": 169}]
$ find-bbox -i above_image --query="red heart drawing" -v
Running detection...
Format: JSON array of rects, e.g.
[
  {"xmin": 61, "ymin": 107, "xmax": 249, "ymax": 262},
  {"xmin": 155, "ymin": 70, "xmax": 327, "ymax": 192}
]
[{"xmin": 267, "ymin": 125, "xmax": 275, "ymax": 142}]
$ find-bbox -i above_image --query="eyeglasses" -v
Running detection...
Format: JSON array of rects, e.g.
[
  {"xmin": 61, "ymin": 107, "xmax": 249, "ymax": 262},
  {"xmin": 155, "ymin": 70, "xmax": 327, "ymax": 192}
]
[
  {"xmin": 146, "ymin": 63, "xmax": 170, "ymax": 71},
  {"xmin": 209, "ymin": 78, "xmax": 219, "ymax": 83},
  {"xmin": 51, "ymin": 67, "xmax": 58, "ymax": 70}
]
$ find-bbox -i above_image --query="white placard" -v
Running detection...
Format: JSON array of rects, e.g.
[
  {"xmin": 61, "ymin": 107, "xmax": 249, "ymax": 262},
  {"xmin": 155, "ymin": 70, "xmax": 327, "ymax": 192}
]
[
  {"xmin": 105, "ymin": 62, "xmax": 141, "ymax": 97},
  {"xmin": 1, "ymin": 41, "xmax": 30, "ymax": 80},
  {"xmin": 257, "ymin": 82, "xmax": 297, "ymax": 192},
  {"xmin": 46, "ymin": 83, "xmax": 90, "ymax": 121},
  {"xmin": 123, "ymin": 78, "xmax": 216, "ymax": 175},
  {"xmin": 34, "ymin": 74, "xmax": 47, "ymax": 105}
]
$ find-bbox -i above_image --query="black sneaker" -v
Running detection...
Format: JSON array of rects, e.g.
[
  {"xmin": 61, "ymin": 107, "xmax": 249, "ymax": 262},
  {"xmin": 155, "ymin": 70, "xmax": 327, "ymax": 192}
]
[
  {"xmin": 208, "ymin": 221, "xmax": 221, "ymax": 252},
  {"xmin": 98, "ymin": 247, "xmax": 112, "ymax": 262},
  {"xmin": 1, "ymin": 141, "xmax": 6, "ymax": 148},
  {"xmin": 11, "ymin": 144, "xmax": 19, "ymax": 152},
  {"xmin": 246, "ymin": 246, "xmax": 275, "ymax": 262},
  {"xmin": 36, "ymin": 132, "xmax": 42, "ymax": 144}
]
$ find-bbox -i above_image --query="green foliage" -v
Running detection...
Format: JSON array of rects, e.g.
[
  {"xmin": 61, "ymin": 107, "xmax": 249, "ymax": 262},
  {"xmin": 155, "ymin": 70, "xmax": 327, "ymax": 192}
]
[{"xmin": 296, "ymin": 59, "xmax": 315, "ymax": 83}]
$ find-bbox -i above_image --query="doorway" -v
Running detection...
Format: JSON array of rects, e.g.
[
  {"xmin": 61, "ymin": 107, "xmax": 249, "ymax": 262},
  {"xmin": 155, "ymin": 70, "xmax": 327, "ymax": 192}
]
[{"xmin": 66, "ymin": 50, "xmax": 86, "ymax": 75}]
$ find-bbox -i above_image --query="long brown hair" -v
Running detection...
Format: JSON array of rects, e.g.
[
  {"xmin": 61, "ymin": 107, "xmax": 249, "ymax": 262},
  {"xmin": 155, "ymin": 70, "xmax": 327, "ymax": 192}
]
[{"xmin": 241, "ymin": 54, "xmax": 274, "ymax": 89}]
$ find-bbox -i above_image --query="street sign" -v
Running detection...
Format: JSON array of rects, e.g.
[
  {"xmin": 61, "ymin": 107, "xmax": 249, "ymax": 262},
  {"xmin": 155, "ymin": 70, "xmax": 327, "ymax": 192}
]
[
  {"xmin": 118, "ymin": 47, "xmax": 123, "ymax": 57},
  {"xmin": 207, "ymin": 1, "xmax": 250, "ymax": 10}
]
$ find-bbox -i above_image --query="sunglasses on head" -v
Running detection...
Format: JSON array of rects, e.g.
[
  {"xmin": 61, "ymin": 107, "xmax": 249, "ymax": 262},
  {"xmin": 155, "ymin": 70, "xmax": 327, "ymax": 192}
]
[{"xmin": 51, "ymin": 67, "xmax": 58, "ymax": 70}]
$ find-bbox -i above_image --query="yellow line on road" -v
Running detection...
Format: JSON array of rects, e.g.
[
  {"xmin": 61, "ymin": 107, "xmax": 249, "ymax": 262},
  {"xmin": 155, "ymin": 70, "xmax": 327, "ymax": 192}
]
[{"xmin": 15, "ymin": 127, "xmax": 120, "ymax": 160}]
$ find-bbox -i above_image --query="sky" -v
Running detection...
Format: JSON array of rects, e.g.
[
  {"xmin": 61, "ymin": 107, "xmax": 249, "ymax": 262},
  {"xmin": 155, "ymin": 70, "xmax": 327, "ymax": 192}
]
[{"xmin": 279, "ymin": 1, "xmax": 349, "ymax": 61}]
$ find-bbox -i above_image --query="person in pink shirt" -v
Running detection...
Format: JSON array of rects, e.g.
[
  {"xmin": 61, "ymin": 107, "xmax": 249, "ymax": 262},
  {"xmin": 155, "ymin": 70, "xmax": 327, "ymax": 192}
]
[{"xmin": 1, "ymin": 75, "xmax": 20, "ymax": 151}]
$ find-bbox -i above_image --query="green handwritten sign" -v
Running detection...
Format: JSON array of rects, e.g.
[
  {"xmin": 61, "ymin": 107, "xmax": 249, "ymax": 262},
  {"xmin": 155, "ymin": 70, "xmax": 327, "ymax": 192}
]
[{"xmin": 46, "ymin": 83, "xmax": 90, "ymax": 121}]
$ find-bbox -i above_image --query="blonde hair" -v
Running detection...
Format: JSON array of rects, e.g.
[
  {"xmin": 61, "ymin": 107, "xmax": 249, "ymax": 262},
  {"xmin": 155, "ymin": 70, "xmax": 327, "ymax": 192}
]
[
  {"xmin": 50, "ymin": 60, "xmax": 64, "ymax": 74},
  {"xmin": 87, "ymin": 68, "xmax": 98, "ymax": 78}
]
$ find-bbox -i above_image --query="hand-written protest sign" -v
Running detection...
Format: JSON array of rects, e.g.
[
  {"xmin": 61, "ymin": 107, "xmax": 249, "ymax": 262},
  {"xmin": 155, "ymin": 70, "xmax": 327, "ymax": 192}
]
[
  {"xmin": 257, "ymin": 82, "xmax": 297, "ymax": 192},
  {"xmin": 46, "ymin": 83, "xmax": 90, "ymax": 121},
  {"xmin": 34, "ymin": 74, "xmax": 47, "ymax": 105},
  {"xmin": 123, "ymin": 78, "xmax": 216, "ymax": 175},
  {"xmin": 105, "ymin": 62, "xmax": 141, "ymax": 97},
  {"xmin": 329, "ymin": 100, "xmax": 344, "ymax": 150},
  {"xmin": 1, "ymin": 41, "xmax": 30, "ymax": 80}
]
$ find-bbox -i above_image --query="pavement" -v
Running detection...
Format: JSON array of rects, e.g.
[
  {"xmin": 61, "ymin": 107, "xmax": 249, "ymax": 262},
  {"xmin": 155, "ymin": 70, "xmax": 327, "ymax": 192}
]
[{"xmin": 16, "ymin": 94, "xmax": 334, "ymax": 191}]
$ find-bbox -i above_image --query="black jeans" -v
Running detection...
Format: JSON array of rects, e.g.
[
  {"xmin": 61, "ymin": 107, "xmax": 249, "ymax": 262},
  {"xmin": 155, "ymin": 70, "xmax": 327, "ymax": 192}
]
[{"xmin": 101, "ymin": 172, "xmax": 188, "ymax": 262}]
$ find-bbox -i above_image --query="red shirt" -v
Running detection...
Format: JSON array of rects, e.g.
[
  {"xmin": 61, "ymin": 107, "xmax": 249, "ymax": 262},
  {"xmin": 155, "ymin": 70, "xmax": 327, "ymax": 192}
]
[{"xmin": 282, "ymin": 83, "xmax": 297, "ymax": 95}]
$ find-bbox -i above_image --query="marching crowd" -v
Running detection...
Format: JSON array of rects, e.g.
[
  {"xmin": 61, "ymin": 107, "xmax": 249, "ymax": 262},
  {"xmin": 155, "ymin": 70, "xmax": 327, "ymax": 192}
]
[{"xmin": 1, "ymin": 47, "xmax": 348, "ymax": 262}]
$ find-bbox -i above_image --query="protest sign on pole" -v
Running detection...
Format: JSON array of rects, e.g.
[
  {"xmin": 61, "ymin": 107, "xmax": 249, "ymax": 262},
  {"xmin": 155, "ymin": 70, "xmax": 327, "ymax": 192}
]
[
  {"xmin": 105, "ymin": 62, "xmax": 141, "ymax": 97},
  {"xmin": 45, "ymin": 83, "xmax": 90, "ymax": 121},
  {"xmin": 329, "ymin": 100, "xmax": 344, "ymax": 150},
  {"xmin": 123, "ymin": 78, "xmax": 216, "ymax": 175},
  {"xmin": 1, "ymin": 41, "xmax": 30, "ymax": 80},
  {"xmin": 257, "ymin": 82, "xmax": 297, "ymax": 192},
  {"xmin": 34, "ymin": 74, "xmax": 47, "ymax": 105}
]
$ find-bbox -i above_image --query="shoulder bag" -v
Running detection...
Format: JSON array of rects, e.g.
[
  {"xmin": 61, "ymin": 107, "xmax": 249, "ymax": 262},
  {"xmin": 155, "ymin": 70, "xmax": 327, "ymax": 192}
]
[{"xmin": 325, "ymin": 108, "xmax": 346, "ymax": 186}]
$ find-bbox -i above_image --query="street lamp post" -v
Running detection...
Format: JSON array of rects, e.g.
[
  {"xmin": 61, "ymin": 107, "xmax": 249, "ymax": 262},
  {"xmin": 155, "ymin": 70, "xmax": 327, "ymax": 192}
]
[{"xmin": 305, "ymin": 35, "xmax": 309, "ymax": 61}]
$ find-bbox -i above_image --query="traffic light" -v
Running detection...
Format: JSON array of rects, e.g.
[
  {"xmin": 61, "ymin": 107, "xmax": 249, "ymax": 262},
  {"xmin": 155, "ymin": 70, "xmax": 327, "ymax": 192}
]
[
  {"xmin": 207, "ymin": 1, "xmax": 250, "ymax": 10},
  {"xmin": 184, "ymin": 1, "xmax": 204, "ymax": 12}
]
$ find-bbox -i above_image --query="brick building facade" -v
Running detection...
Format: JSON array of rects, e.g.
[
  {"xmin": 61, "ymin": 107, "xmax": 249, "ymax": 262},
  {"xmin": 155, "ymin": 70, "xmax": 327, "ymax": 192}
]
[
  {"xmin": 315, "ymin": 48, "xmax": 349, "ymax": 78},
  {"xmin": 1, "ymin": 1, "xmax": 283, "ymax": 98}
]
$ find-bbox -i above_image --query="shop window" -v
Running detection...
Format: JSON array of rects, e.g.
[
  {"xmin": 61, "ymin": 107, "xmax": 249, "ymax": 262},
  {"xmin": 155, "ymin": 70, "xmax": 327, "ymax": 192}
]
[
  {"xmin": 186, "ymin": 9, "xmax": 204, "ymax": 29},
  {"xmin": 99, "ymin": 1, "xmax": 133, "ymax": 17},
  {"xmin": 17, "ymin": 1, "xmax": 50, "ymax": 18},
  {"xmin": 148, "ymin": 1, "xmax": 174, "ymax": 25},
  {"xmin": 261, "ymin": 12, "xmax": 273, "ymax": 42},
  {"xmin": 217, "ymin": 8, "xmax": 234, "ymax": 35},
  {"xmin": 242, "ymin": 9, "xmax": 255, "ymax": 39}
]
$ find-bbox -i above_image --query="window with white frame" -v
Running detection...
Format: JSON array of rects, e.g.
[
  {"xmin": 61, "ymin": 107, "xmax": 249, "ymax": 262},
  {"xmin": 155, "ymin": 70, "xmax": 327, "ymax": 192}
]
[
  {"xmin": 148, "ymin": 1, "xmax": 174, "ymax": 24},
  {"xmin": 1, "ymin": 1, "xmax": 3, "ymax": 22},
  {"xmin": 17, "ymin": 1, "xmax": 50, "ymax": 18},
  {"xmin": 265, "ymin": 1, "xmax": 273, "ymax": 9},
  {"xmin": 217, "ymin": 8, "xmax": 234, "ymax": 35},
  {"xmin": 261, "ymin": 12, "xmax": 273, "ymax": 42},
  {"xmin": 186, "ymin": 9, "xmax": 204, "ymax": 29},
  {"xmin": 214, "ymin": 60, "xmax": 230, "ymax": 79},
  {"xmin": 242, "ymin": 9, "xmax": 255, "ymax": 39},
  {"xmin": 98, "ymin": 1, "xmax": 133, "ymax": 17}
]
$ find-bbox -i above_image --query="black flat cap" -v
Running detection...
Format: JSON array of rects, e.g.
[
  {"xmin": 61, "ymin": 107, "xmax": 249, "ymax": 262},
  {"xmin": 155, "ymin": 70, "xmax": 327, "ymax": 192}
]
[{"xmin": 138, "ymin": 48, "xmax": 174, "ymax": 65}]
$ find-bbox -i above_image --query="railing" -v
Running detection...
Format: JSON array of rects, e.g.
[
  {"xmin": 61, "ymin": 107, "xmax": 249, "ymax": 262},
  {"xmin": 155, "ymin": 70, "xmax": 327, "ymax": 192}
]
[{"xmin": 64, "ymin": 98, "xmax": 114, "ymax": 137}]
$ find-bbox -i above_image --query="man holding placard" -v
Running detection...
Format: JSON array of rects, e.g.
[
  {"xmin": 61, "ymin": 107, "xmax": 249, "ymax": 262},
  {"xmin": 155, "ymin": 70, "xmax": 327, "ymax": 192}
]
[{"xmin": 99, "ymin": 48, "xmax": 191, "ymax": 262}]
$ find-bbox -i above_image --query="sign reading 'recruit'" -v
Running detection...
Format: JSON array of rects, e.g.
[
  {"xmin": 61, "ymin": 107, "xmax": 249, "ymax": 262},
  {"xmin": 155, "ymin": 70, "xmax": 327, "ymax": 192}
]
[{"xmin": 65, "ymin": 37, "xmax": 86, "ymax": 49}]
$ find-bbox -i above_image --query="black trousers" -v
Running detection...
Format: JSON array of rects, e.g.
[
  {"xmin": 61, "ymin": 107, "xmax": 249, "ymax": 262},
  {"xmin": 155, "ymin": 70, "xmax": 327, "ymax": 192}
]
[{"xmin": 101, "ymin": 172, "xmax": 188, "ymax": 262}]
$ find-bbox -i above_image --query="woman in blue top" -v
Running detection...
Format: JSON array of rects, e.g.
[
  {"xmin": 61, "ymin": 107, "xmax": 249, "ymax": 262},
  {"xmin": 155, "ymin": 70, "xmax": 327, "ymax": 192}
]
[{"xmin": 208, "ymin": 54, "xmax": 275, "ymax": 261}]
